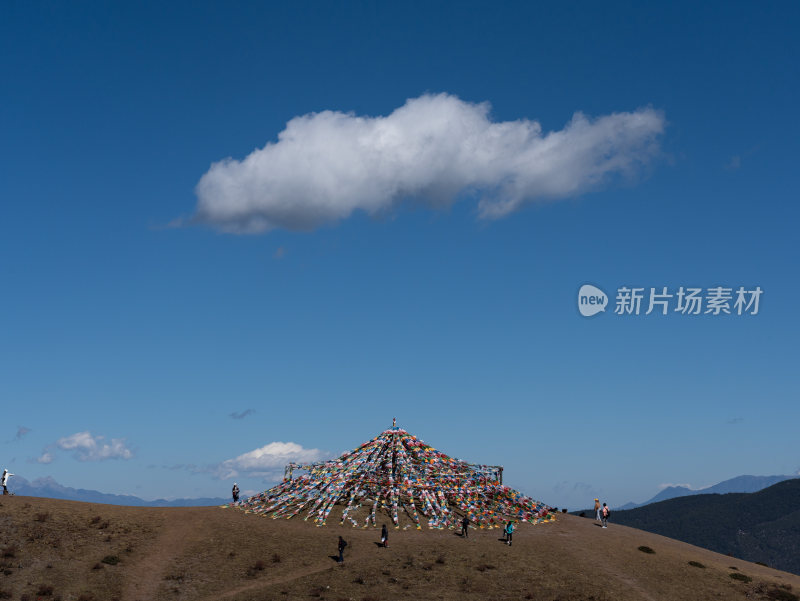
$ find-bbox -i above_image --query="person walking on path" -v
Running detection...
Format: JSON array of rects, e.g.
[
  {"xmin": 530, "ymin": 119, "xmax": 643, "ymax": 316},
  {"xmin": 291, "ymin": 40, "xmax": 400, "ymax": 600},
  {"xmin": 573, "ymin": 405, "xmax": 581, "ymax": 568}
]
[
  {"xmin": 232, "ymin": 482, "xmax": 240, "ymax": 503},
  {"xmin": 337, "ymin": 536, "xmax": 348, "ymax": 563},
  {"xmin": 461, "ymin": 516, "xmax": 469, "ymax": 537},
  {"xmin": 381, "ymin": 524, "xmax": 389, "ymax": 548},
  {"xmin": 505, "ymin": 521, "xmax": 514, "ymax": 546},
  {"xmin": 1, "ymin": 469, "xmax": 13, "ymax": 495},
  {"xmin": 601, "ymin": 503, "xmax": 610, "ymax": 528},
  {"xmin": 594, "ymin": 498, "xmax": 601, "ymax": 521}
]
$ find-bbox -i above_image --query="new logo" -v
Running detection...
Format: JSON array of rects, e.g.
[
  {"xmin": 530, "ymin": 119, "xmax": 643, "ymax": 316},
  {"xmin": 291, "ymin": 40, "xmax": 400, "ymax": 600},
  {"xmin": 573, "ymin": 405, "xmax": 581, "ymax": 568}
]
[{"xmin": 578, "ymin": 284, "xmax": 608, "ymax": 317}]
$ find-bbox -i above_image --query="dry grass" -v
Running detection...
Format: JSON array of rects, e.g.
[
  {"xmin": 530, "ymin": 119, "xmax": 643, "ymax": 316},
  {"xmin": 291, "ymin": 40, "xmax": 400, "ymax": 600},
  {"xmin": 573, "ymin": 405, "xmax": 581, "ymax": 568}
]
[{"xmin": 0, "ymin": 495, "xmax": 798, "ymax": 601}]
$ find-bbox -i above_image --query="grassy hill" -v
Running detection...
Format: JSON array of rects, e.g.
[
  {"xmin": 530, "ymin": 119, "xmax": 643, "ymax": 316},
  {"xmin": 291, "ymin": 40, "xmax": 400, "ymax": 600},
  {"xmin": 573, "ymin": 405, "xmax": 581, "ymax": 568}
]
[
  {"xmin": 1, "ymin": 494, "xmax": 799, "ymax": 601},
  {"xmin": 613, "ymin": 479, "xmax": 800, "ymax": 576}
]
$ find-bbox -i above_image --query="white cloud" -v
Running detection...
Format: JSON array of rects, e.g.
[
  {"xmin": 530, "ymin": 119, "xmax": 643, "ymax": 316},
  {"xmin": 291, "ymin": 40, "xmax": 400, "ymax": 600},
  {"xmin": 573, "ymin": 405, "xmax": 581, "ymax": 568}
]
[
  {"xmin": 658, "ymin": 482, "xmax": 708, "ymax": 491},
  {"xmin": 55, "ymin": 431, "xmax": 133, "ymax": 462},
  {"xmin": 217, "ymin": 441, "xmax": 325, "ymax": 479},
  {"xmin": 194, "ymin": 93, "xmax": 665, "ymax": 233},
  {"xmin": 36, "ymin": 452, "xmax": 54, "ymax": 464}
]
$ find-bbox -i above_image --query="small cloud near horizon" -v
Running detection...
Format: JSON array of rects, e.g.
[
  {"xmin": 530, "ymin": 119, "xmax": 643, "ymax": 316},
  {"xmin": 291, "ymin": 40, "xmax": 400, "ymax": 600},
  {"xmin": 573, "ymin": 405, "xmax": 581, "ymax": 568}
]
[
  {"xmin": 217, "ymin": 441, "xmax": 326, "ymax": 480},
  {"xmin": 36, "ymin": 452, "xmax": 55, "ymax": 464},
  {"xmin": 193, "ymin": 93, "xmax": 665, "ymax": 233},
  {"xmin": 229, "ymin": 409, "xmax": 256, "ymax": 420},
  {"xmin": 658, "ymin": 482, "xmax": 707, "ymax": 491},
  {"xmin": 726, "ymin": 417, "xmax": 744, "ymax": 424}
]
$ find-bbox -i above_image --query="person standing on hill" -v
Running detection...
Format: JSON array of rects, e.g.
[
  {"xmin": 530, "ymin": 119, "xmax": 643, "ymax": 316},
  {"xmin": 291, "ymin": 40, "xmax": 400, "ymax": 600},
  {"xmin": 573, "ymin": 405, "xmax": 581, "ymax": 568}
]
[
  {"xmin": 232, "ymin": 482, "xmax": 240, "ymax": 503},
  {"xmin": 601, "ymin": 503, "xmax": 610, "ymax": 528},
  {"xmin": 594, "ymin": 498, "xmax": 601, "ymax": 521},
  {"xmin": 505, "ymin": 521, "xmax": 514, "ymax": 546},
  {"xmin": 381, "ymin": 524, "xmax": 389, "ymax": 548},
  {"xmin": 1, "ymin": 469, "xmax": 13, "ymax": 495},
  {"xmin": 337, "ymin": 536, "xmax": 348, "ymax": 563},
  {"xmin": 461, "ymin": 516, "xmax": 469, "ymax": 537}
]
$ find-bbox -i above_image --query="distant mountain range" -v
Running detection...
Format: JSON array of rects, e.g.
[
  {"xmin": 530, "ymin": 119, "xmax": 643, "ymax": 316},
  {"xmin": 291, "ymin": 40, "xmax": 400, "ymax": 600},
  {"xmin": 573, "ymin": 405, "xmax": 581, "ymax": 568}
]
[
  {"xmin": 616, "ymin": 474, "xmax": 798, "ymax": 510},
  {"xmin": 6, "ymin": 475, "xmax": 228, "ymax": 507},
  {"xmin": 612, "ymin": 478, "xmax": 800, "ymax": 575}
]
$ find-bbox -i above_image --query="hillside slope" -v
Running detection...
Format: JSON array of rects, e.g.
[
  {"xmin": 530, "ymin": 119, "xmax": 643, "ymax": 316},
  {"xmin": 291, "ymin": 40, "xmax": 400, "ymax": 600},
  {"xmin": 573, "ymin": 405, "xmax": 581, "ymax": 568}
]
[
  {"xmin": 613, "ymin": 479, "xmax": 800, "ymax": 575},
  {"xmin": 0, "ymin": 495, "xmax": 798, "ymax": 601}
]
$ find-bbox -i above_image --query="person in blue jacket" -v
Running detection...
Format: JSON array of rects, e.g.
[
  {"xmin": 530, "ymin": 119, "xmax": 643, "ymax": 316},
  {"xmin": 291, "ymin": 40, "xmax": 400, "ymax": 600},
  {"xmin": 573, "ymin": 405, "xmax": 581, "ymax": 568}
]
[{"xmin": 505, "ymin": 521, "xmax": 514, "ymax": 546}]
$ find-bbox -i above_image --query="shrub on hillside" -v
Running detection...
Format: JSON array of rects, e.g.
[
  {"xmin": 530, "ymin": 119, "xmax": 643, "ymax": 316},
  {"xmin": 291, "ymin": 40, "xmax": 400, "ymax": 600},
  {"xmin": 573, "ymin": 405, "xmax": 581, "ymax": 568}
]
[
  {"xmin": 767, "ymin": 588, "xmax": 799, "ymax": 601},
  {"xmin": 729, "ymin": 572, "xmax": 752, "ymax": 583},
  {"xmin": 638, "ymin": 546, "xmax": 655, "ymax": 554}
]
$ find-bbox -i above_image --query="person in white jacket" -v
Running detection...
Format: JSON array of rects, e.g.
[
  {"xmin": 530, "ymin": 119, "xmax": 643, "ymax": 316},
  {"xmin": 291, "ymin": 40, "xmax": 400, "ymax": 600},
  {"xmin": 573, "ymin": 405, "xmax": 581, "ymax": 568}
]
[{"xmin": 1, "ymin": 469, "xmax": 13, "ymax": 495}]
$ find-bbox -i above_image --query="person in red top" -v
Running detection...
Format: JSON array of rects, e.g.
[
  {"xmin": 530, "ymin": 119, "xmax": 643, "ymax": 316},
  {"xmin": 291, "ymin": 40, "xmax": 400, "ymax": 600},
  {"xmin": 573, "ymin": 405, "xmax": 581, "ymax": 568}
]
[{"xmin": 601, "ymin": 503, "xmax": 610, "ymax": 528}]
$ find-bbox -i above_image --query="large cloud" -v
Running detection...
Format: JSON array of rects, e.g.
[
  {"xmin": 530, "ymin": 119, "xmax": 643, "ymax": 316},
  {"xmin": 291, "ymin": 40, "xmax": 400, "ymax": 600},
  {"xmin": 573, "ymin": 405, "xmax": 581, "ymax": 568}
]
[
  {"xmin": 217, "ymin": 441, "xmax": 325, "ymax": 479},
  {"xmin": 195, "ymin": 93, "xmax": 665, "ymax": 233},
  {"xmin": 53, "ymin": 431, "xmax": 133, "ymax": 462}
]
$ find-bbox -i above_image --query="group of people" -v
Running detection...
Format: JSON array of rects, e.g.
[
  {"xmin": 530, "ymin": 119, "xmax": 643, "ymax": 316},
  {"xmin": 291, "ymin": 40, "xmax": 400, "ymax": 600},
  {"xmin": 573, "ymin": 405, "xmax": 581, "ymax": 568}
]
[
  {"xmin": 335, "ymin": 515, "xmax": 519, "ymax": 563},
  {"xmin": 593, "ymin": 498, "xmax": 611, "ymax": 528},
  {"xmin": 460, "ymin": 516, "xmax": 515, "ymax": 545}
]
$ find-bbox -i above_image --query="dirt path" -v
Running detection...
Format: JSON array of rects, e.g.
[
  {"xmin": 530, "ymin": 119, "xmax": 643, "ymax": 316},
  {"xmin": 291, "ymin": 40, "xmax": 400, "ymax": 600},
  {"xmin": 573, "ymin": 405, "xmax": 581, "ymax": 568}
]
[
  {"xmin": 197, "ymin": 560, "xmax": 341, "ymax": 601},
  {"xmin": 120, "ymin": 510, "xmax": 207, "ymax": 601}
]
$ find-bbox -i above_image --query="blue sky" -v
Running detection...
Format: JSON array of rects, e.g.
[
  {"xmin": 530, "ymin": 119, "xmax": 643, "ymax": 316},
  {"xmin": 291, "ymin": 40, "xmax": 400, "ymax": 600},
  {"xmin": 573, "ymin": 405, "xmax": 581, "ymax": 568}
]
[{"xmin": 1, "ymin": 1, "xmax": 798, "ymax": 509}]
